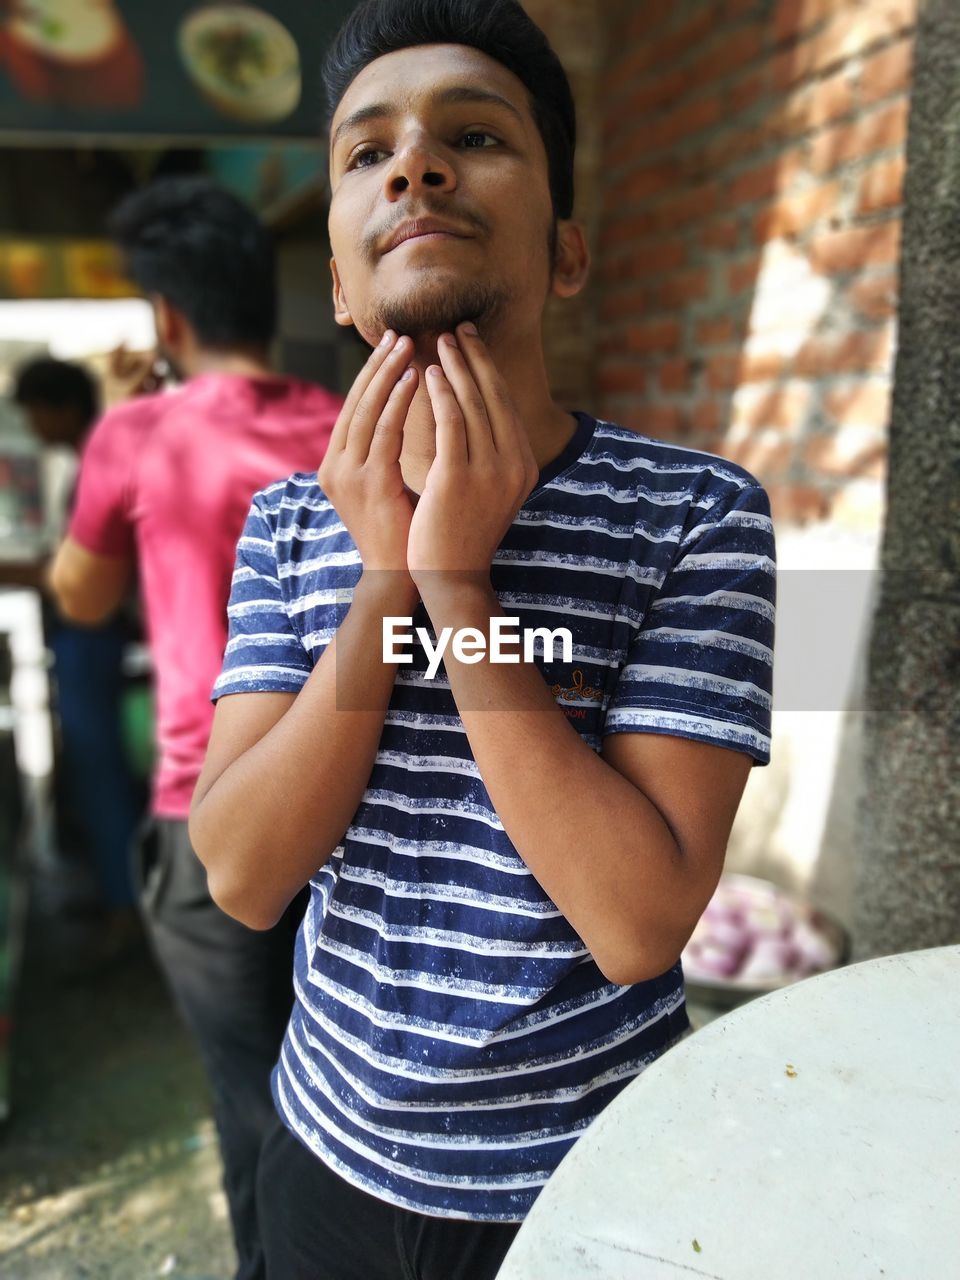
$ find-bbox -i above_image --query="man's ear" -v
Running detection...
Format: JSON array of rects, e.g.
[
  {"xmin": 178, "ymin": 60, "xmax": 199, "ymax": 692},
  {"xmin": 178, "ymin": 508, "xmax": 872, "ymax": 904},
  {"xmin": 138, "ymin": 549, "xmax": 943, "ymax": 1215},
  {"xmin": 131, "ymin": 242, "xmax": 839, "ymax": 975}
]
[
  {"xmin": 152, "ymin": 294, "xmax": 178, "ymax": 348},
  {"xmin": 330, "ymin": 258, "xmax": 354, "ymax": 328},
  {"xmin": 551, "ymin": 221, "xmax": 590, "ymax": 300}
]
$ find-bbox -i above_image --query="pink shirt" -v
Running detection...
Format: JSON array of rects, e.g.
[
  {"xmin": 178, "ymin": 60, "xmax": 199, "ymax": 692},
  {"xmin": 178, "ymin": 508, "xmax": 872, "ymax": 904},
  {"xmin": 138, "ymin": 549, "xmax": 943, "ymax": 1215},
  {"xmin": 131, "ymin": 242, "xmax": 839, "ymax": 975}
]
[{"xmin": 69, "ymin": 373, "xmax": 341, "ymax": 817}]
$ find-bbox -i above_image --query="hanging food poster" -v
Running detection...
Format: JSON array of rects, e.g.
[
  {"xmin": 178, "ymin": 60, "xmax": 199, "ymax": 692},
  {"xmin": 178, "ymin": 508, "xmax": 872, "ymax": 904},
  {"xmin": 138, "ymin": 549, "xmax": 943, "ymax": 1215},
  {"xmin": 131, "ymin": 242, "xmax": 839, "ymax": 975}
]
[{"xmin": 0, "ymin": 1, "xmax": 356, "ymax": 138}]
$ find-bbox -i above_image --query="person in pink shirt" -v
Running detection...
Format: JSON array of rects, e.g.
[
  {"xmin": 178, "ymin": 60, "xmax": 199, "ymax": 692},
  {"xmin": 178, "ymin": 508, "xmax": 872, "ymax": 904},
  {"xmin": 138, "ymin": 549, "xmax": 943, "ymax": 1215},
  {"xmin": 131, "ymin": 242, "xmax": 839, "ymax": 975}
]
[{"xmin": 48, "ymin": 177, "xmax": 342, "ymax": 1280}]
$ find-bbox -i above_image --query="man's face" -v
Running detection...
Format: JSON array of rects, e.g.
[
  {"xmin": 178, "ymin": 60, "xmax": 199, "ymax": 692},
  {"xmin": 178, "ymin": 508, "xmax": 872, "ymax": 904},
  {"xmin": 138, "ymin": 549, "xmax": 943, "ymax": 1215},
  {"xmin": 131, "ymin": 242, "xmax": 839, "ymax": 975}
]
[{"xmin": 327, "ymin": 43, "xmax": 558, "ymax": 347}]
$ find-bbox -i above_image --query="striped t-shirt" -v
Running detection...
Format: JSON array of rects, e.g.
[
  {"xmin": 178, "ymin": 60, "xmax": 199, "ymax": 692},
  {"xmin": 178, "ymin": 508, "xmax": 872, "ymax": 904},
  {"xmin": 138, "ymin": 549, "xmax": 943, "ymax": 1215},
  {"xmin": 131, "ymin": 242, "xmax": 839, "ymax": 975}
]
[{"xmin": 214, "ymin": 412, "xmax": 776, "ymax": 1221}]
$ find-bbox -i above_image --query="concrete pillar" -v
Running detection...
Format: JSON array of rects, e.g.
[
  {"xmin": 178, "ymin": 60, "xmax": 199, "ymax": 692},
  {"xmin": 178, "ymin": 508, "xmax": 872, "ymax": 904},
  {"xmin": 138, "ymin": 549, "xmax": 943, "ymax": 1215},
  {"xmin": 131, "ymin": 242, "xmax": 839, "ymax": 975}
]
[{"xmin": 852, "ymin": 0, "xmax": 960, "ymax": 957}]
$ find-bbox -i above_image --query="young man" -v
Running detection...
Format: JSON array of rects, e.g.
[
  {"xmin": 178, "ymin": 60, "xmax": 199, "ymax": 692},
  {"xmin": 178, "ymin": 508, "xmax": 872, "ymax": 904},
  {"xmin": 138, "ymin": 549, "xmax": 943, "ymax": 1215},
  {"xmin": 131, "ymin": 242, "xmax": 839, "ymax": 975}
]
[
  {"xmin": 48, "ymin": 178, "xmax": 342, "ymax": 1280},
  {"xmin": 191, "ymin": 3, "xmax": 776, "ymax": 1277}
]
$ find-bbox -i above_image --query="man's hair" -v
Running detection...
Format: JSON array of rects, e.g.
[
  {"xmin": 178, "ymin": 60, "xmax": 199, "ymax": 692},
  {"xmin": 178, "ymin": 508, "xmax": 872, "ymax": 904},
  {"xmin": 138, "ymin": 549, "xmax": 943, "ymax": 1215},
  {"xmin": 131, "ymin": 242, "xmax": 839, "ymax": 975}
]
[
  {"xmin": 322, "ymin": 0, "xmax": 576, "ymax": 220},
  {"xmin": 107, "ymin": 177, "xmax": 276, "ymax": 348},
  {"xmin": 13, "ymin": 357, "xmax": 99, "ymax": 425}
]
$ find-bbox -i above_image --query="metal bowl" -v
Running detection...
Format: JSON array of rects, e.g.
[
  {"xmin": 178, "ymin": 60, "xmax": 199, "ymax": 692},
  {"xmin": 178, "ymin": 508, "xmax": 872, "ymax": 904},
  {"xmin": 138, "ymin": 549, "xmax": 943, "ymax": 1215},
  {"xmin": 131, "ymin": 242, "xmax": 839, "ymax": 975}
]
[{"xmin": 682, "ymin": 873, "xmax": 849, "ymax": 1012}]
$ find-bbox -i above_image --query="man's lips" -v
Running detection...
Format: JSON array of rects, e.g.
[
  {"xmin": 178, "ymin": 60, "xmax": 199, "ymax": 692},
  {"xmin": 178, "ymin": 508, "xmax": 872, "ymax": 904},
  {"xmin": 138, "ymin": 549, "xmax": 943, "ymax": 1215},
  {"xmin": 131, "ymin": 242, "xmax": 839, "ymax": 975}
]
[{"xmin": 383, "ymin": 218, "xmax": 473, "ymax": 253}]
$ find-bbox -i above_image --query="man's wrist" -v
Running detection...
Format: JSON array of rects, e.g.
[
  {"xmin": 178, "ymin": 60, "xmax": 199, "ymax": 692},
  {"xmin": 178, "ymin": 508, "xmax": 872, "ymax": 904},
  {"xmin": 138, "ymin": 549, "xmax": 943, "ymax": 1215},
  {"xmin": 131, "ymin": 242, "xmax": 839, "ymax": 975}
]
[
  {"xmin": 415, "ymin": 573, "xmax": 499, "ymax": 629},
  {"xmin": 354, "ymin": 569, "xmax": 420, "ymax": 617}
]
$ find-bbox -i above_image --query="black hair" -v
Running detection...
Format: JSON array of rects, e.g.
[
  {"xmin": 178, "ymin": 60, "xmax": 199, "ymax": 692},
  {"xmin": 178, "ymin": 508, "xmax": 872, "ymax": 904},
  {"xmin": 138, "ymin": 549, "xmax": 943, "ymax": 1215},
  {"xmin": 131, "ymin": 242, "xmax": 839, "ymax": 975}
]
[
  {"xmin": 107, "ymin": 177, "xmax": 276, "ymax": 348},
  {"xmin": 322, "ymin": 0, "xmax": 576, "ymax": 220},
  {"xmin": 13, "ymin": 357, "xmax": 99, "ymax": 426}
]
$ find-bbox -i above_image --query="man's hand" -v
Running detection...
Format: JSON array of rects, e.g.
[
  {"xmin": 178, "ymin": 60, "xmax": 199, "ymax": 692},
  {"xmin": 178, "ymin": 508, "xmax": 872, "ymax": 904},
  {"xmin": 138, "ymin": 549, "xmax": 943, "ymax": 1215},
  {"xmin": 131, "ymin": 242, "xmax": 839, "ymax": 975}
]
[
  {"xmin": 318, "ymin": 331, "xmax": 419, "ymax": 575},
  {"xmin": 407, "ymin": 323, "xmax": 539, "ymax": 592}
]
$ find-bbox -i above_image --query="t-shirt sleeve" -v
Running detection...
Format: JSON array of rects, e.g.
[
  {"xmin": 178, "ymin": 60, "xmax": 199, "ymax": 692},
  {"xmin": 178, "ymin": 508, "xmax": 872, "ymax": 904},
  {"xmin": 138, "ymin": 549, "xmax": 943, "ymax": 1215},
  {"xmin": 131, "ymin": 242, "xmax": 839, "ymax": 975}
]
[
  {"xmin": 212, "ymin": 495, "xmax": 313, "ymax": 700},
  {"xmin": 604, "ymin": 481, "xmax": 776, "ymax": 764},
  {"xmin": 67, "ymin": 410, "xmax": 137, "ymax": 557}
]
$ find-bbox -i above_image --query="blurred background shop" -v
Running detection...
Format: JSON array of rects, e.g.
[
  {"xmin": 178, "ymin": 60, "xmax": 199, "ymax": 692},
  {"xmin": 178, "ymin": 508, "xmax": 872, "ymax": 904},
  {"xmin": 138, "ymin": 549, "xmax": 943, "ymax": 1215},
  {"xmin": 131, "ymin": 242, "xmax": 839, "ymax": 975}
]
[{"xmin": 2, "ymin": 0, "xmax": 957, "ymax": 1276}]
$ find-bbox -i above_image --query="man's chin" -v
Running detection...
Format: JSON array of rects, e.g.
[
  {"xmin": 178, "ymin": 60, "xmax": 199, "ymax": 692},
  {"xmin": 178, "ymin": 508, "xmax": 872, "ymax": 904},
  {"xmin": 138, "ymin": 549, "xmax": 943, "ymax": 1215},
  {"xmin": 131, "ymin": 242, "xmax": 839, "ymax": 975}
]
[{"xmin": 371, "ymin": 278, "xmax": 509, "ymax": 344}]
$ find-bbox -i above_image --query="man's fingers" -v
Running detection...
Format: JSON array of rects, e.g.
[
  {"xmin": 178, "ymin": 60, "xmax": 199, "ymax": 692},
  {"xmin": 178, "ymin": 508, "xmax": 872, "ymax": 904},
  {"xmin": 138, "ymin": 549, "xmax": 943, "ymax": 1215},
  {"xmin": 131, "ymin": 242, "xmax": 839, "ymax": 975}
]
[
  {"xmin": 436, "ymin": 335, "xmax": 494, "ymax": 462},
  {"xmin": 366, "ymin": 366, "xmax": 419, "ymax": 465},
  {"xmin": 424, "ymin": 365, "xmax": 468, "ymax": 468},
  {"xmin": 345, "ymin": 336, "xmax": 414, "ymax": 460},
  {"xmin": 454, "ymin": 323, "xmax": 524, "ymax": 457},
  {"xmin": 328, "ymin": 330, "xmax": 400, "ymax": 453}
]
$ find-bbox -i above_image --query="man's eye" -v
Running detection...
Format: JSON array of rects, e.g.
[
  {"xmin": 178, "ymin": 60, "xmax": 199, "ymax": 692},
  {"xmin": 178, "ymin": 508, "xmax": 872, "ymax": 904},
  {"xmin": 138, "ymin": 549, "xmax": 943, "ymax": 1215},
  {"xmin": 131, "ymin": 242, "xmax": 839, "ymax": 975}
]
[
  {"xmin": 350, "ymin": 147, "xmax": 386, "ymax": 169},
  {"xmin": 459, "ymin": 132, "xmax": 498, "ymax": 149}
]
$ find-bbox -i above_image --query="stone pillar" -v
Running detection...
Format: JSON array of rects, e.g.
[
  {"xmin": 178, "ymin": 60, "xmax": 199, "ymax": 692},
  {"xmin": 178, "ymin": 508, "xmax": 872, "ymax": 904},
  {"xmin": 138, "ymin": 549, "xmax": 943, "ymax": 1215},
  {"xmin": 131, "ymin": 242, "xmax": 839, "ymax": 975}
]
[{"xmin": 851, "ymin": 0, "xmax": 960, "ymax": 957}]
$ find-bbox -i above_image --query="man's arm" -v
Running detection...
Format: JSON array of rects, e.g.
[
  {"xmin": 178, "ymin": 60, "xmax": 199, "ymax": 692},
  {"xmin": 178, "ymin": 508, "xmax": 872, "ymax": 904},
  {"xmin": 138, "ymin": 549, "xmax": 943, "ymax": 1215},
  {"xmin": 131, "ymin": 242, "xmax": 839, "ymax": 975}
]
[
  {"xmin": 419, "ymin": 582, "xmax": 750, "ymax": 985},
  {"xmin": 189, "ymin": 330, "xmax": 420, "ymax": 928},
  {"xmin": 407, "ymin": 324, "xmax": 767, "ymax": 986},
  {"xmin": 48, "ymin": 536, "xmax": 131, "ymax": 624}
]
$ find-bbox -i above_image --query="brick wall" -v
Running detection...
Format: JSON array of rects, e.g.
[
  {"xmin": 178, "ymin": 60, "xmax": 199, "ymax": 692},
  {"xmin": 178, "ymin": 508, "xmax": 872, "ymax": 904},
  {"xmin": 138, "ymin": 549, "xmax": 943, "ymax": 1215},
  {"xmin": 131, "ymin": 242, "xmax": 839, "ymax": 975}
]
[{"xmin": 595, "ymin": 0, "xmax": 916, "ymax": 525}]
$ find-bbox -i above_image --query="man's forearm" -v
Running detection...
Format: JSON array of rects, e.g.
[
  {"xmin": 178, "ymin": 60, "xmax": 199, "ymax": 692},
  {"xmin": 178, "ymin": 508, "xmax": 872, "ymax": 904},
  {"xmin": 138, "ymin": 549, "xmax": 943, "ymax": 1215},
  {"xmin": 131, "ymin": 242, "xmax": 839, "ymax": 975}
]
[
  {"xmin": 418, "ymin": 580, "xmax": 697, "ymax": 983},
  {"xmin": 190, "ymin": 573, "xmax": 418, "ymax": 927}
]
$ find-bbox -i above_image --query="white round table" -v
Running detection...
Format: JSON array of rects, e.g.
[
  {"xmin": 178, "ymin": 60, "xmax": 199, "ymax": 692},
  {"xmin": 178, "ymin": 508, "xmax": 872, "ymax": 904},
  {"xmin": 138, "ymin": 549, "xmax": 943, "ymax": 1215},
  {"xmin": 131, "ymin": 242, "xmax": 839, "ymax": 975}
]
[{"xmin": 497, "ymin": 947, "xmax": 960, "ymax": 1280}]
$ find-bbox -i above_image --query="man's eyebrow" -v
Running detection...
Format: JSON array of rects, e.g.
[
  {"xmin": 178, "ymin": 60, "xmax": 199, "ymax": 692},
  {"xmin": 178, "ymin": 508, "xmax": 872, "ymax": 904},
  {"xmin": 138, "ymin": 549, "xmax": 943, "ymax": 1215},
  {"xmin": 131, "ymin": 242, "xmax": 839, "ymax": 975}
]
[{"xmin": 331, "ymin": 86, "xmax": 526, "ymax": 150}]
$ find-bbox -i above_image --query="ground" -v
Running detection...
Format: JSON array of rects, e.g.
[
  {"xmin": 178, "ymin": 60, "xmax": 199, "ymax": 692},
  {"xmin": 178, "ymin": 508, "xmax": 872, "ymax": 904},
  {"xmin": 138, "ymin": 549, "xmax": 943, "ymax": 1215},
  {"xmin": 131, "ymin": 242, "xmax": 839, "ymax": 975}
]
[{"xmin": 0, "ymin": 884, "xmax": 235, "ymax": 1280}]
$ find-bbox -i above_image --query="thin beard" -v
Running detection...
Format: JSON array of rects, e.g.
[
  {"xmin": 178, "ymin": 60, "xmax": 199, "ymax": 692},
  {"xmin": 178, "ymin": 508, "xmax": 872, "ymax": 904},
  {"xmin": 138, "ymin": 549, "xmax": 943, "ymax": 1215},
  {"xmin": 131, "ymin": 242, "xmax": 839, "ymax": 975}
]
[{"xmin": 372, "ymin": 279, "xmax": 510, "ymax": 341}]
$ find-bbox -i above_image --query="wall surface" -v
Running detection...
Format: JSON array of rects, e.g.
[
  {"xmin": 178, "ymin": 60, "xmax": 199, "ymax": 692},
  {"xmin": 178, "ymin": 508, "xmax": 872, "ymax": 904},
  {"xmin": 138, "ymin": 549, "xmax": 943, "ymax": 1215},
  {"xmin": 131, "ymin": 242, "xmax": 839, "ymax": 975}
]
[{"xmin": 597, "ymin": 0, "xmax": 916, "ymax": 527}]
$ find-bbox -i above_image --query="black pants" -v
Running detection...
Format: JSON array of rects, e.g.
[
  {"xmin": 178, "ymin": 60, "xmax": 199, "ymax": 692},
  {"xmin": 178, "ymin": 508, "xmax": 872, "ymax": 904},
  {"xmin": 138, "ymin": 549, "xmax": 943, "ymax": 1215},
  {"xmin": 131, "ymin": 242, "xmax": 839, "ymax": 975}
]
[
  {"xmin": 256, "ymin": 1117, "xmax": 521, "ymax": 1280},
  {"xmin": 136, "ymin": 818, "xmax": 306, "ymax": 1280}
]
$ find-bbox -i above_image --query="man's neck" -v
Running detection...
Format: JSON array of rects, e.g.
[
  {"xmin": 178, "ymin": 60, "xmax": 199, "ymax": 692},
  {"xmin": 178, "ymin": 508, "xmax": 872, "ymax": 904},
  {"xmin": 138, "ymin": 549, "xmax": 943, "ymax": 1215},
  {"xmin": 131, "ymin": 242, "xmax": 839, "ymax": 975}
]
[
  {"xmin": 398, "ymin": 330, "xmax": 577, "ymax": 494},
  {"xmin": 184, "ymin": 347, "xmax": 274, "ymax": 381}
]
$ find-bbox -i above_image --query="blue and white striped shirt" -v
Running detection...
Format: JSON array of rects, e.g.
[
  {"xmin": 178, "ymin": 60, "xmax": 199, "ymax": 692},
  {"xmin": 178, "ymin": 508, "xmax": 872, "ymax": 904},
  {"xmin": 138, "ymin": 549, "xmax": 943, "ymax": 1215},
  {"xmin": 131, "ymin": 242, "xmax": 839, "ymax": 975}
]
[{"xmin": 214, "ymin": 413, "xmax": 776, "ymax": 1220}]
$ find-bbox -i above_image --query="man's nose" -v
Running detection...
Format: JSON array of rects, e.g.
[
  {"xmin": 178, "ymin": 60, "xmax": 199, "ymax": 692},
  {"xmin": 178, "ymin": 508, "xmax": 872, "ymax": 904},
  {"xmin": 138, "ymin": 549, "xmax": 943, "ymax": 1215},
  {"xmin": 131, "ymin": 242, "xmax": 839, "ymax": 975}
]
[{"xmin": 383, "ymin": 141, "xmax": 457, "ymax": 199}]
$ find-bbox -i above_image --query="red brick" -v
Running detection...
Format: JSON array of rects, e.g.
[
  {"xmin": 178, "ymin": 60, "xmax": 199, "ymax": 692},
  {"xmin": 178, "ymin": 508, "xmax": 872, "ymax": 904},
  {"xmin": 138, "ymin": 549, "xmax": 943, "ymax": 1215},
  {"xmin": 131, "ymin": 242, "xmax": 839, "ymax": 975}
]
[
  {"xmin": 857, "ymin": 156, "xmax": 907, "ymax": 214},
  {"xmin": 691, "ymin": 399, "xmax": 725, "ymax": 436},
  {"xmin": 804, "ymin": 427, "xmax": 887, "ymax": 477},
  {"xmin": 809, "ymin": 0, "xmax": 917, "ymax": 78},
  {"xmin": 729, "ymin": 435, "xmax": 796, "ymax": 477},
  {"xmin": 599, "ymin": 287, "xmax": 649, "ymax": 324},
  {"xmin": 726, "ymin": 151, "xmax": 803, "ymax": 208},
  {"xmin": 737, "ymin": 350, "xmax": 787, "ymax": 382},
  {"xmin": 824, "ymin": 381, "xmax": 892, "ymax": 428},
  {"xmin": 696, "ymin": 124, "xmax": 768, "ymax": 174},
  {"xmin": 766, "ymin": 483, "xmax": 831, "ymax": 524},
  {"xmin": 614, "ymin": 66, "xmax": 690, "ymax": 127},
  {"xmin": 622, "ymin": 318, "xmax": 682, "ymax": 355},
  {"xmin": 771, "ymin": 36, "xmax": 818, "ymax": 91},
  {"xmin": 849, "ymin": 271, "xmax": 899, "ymax": 322},
  {"xmin": 603, "ymin": 162, "xmax": 684, "ymax": 209},
  {"xmin": 697, "ymin": 316, "xmax": 739, "ymax": 347},
  {"xmin": 767, "ymin": 70, "xmax": 855, "ymax": 141},
  {"xmin": 808, "ymin": 221, "xmax": 902, "ymax": 275},
  {"xmin": 731, "ymin": 382, "xmax": 812, "ymax": 431},
  {"xmin": 658, "ymin": 358, "xmax": 689, "ymax": 393},
  {"xmin": 620, "ymin": 6, "xmax": 716, "ymax": 83},
  {"xmin": 791, "ymin": 327, "xmax": 895, "ymax": 377},
  {"xmin": 656, "ymin": 268, "xmax": 710, "ymax": 310},
  {"xmin": 753, "ymin": 180, "xmax": 844, "ymax": 241},
  {"xmin": 724, "ymin": 0, "xmax": 760, "ymax": 20},
  {"xmin": 809, "ymin": 100, "xmax": 910, "ymax": 174},
  {"xmin": 602, "ymin": 238, "xmax": 687, "ymax": 283},
  {"xmin": 728, "ymin": 69, "xmax": 769, "ymax": 116},
  {"xmin": 598, "ymin": 363, "xmax": 646, "ymax": 395},
  {"xmin": 644, "ymin": 96, "xmax": 725, "ymax": 152},
  {"xmin": 702, "ymin": 217, "xmax": 741, "ymax": 250},
  {"xmin": 860, "ymin": 39, "xmax": 914, "ymax": 106},
  {"xmin": 644, "ymin": 405, "xmax": 686, "ymax": 439},
  {"xmin": 690, "ymin": 24, "xmax": 766, "ymax": 85},
  {"xmin": 622, "ymin": 0, "xmax": 676, "ymax": 45},
  {"xmin": 600, "ymin": 213, "xmax": 658, "ymax": 253},
  {"xmin": 772, "ymin": 0, "xmax": 831, "ymax": 44},
  {"xmin": 727, "ymin": 255, "xmax": 762, "ymax": 295},
  {"xmin": 706, "ymin": 352, "xmax": 741, "ymax": 390}
]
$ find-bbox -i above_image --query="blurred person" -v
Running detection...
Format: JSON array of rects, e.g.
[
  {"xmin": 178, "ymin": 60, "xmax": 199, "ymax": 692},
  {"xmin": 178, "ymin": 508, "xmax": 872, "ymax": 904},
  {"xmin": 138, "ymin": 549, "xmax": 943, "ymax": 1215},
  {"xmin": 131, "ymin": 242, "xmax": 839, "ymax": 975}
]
[
  {"xmin": 10, "ymin": 357, "xmax": 143, "ymax": 940},
  {"xmin": 47, "ymin": 177, "xmax": 342, "ymax": 1280},
  {"xmin": 189, "ymin": 3, "xmax": 777, "ymax": 1278}
]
